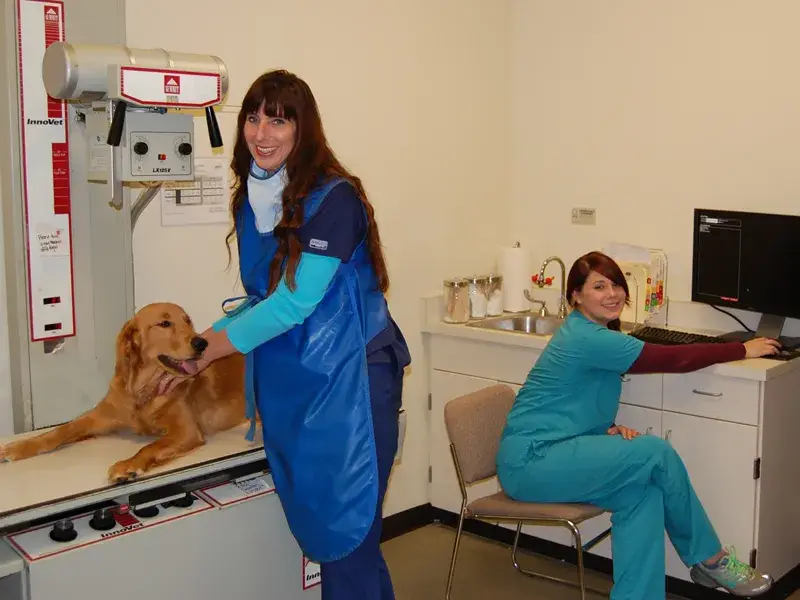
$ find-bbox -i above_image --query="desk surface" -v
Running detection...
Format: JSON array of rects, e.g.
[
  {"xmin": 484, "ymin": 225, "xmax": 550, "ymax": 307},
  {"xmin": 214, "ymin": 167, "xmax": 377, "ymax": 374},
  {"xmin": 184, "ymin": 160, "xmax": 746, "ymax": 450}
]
[{"xmin": 0, "ymin": 423, "xmax": 264, "ymax": 530}]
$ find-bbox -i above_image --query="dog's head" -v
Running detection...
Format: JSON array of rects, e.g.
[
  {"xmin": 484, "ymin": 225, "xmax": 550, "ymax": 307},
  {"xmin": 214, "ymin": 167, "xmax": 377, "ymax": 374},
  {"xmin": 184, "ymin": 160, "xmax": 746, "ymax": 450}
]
[{"xmin": 114, "ymin": 302, "xmax": 208, "ymax": 390}]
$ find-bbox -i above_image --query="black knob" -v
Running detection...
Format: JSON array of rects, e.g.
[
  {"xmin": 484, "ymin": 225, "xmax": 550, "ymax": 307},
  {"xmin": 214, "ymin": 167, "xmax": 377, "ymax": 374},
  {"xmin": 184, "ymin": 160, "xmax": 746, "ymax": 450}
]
[
  {"xmin": 133, "ymin": 141, "xmax": 149, "ymax": 155},
  {"xmin": 89, "ymin": 508, "xmax": 116, "ymax": 531},
  {"xmin": 50, "ymin": 519, "xmax": 77, "ymax": 543},
  {"xmin": 133, "ymin": 505, "xmax": 159, "ymax": 518},
  {"xmin": 171, "ymin": 493, "xmax": 194, "ymax": 508},
  {"xmin": 178, "ymin": 142, "xmax": 192, "ymax": 156}
]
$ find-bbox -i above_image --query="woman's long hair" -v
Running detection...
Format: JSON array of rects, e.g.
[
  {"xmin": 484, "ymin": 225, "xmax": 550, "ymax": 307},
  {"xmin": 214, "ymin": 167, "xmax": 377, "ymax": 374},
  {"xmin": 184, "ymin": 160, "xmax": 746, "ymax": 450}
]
[{"xmin": 226, "ymin": 70, "xmax": 389, "ymax": 295}]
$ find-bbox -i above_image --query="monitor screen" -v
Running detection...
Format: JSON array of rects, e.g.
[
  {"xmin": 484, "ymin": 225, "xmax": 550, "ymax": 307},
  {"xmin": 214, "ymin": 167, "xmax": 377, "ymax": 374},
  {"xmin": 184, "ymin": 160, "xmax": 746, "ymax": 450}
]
[{"xmin": 692, "ymin": 208, "xmax": 800, "ymax": 320}]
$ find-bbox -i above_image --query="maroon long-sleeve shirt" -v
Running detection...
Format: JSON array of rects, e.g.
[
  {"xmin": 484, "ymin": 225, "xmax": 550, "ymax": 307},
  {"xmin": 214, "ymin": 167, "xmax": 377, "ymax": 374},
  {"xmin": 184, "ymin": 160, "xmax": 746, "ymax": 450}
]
[{"xmin": 626, "ymin": 341, "xmax": 746, "ymax": 374}]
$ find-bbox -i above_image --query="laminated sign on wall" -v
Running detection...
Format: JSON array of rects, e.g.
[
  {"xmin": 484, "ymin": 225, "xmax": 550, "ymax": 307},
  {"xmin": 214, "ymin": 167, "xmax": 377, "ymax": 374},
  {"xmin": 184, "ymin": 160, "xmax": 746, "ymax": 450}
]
[
  {"xmin": 303, "ymin": 556, "xmax": 321, "ymax": 590},
  {"xmin": 16, "ymin": 0, "xmax": 76, "ymax": 341}
]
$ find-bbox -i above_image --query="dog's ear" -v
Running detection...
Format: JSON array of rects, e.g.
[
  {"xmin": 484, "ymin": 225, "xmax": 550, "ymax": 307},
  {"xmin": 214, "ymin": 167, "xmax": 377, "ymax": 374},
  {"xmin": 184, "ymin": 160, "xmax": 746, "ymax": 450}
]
[{"xmin": 114, "ymin": 318, "xmax": 142, "ymax": 390}]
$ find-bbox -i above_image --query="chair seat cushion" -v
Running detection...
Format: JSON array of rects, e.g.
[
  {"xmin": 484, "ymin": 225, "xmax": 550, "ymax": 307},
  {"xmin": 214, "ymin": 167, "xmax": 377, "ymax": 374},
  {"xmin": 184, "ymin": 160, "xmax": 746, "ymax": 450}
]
[{"xmin": 466, "ymin": 492, "xmax": 605, "ymax": 523}]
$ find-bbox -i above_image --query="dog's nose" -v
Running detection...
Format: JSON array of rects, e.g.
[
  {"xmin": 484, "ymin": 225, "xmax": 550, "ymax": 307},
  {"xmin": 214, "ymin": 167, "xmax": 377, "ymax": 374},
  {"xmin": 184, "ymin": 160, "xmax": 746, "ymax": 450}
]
[{"xmin": 191, "ymin": 337, "xmax": 208, "ymax": 352}]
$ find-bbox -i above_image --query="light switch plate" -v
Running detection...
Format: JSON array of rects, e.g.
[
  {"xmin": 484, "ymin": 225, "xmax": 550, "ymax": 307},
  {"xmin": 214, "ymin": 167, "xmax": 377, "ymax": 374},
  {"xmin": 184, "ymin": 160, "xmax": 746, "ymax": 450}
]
[{"xmin": 571, "ymin": 207, "xmax": 596, "ymax": 225}]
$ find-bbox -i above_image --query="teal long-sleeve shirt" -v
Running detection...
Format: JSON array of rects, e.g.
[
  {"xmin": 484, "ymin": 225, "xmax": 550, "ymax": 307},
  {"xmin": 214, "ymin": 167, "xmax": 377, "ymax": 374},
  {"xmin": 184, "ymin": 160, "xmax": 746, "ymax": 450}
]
[{"xmin": 212, "ymin": 253, "xmax": 340, "ymax": 354}]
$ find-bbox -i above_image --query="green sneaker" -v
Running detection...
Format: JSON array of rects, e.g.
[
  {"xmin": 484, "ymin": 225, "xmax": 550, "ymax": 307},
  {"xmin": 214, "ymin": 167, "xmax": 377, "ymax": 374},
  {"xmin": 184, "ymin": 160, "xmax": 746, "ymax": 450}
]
[{"xmin": 689, "ymin": 546, "xmax": 773, "ymax": 597}]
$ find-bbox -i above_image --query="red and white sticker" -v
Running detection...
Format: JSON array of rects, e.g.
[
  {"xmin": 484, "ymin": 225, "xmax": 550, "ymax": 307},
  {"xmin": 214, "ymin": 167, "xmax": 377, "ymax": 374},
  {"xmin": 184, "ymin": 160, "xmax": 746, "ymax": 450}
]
[
  {"xmin": 303, "ymin": 555, "xmax": 321, "ymax": 590},
  {"xmin": 120, "ymin": 66, "xmax": 221, "ymax": 108},
  {"xmin": 16, "ymin": 0, "xmax": 76, "ymax": 341}
]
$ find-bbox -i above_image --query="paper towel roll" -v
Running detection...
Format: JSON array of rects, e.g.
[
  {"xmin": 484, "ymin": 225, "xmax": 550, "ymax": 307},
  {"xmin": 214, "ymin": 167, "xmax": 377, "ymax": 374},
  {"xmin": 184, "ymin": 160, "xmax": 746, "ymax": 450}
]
[{"xmin": 499, "ymin": 244, "xmax": 531, "ymax": 313}]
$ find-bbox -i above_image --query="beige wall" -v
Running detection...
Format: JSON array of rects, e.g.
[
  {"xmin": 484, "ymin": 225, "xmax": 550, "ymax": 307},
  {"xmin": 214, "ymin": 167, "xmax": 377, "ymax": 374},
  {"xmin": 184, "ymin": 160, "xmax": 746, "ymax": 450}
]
[
  {"xmin": 510, "ymin": 1, "xmax": 800, "ymax": 332},
  {"xmin": 125, "ymin": 0, "xmax": 512, "ymax": 515}
]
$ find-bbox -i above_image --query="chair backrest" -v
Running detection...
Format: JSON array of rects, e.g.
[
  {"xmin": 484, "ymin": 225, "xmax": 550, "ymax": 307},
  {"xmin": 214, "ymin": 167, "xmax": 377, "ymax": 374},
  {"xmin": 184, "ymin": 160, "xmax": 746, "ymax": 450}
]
[{"xmin": 443, "ymin": 383, "xmax": 516, "ymax": 485}]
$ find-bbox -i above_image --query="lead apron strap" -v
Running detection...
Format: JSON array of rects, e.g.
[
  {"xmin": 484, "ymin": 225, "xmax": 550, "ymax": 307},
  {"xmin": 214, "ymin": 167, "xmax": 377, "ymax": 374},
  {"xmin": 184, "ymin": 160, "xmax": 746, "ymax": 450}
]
[{"xmin": 221, "ymin": 295, "xmax": 260, "ymax": 442}]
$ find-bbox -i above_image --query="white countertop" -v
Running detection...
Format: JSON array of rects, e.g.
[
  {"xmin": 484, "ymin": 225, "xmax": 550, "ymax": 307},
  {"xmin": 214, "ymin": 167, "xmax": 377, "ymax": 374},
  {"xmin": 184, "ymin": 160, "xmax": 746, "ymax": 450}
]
[
  {"xmin": 420, "ymin": 297, "xmax": 800, "ymax": 382},
  {"xmin": 0, "ymin": 423, "xmax": 264, "ymax": 530}
]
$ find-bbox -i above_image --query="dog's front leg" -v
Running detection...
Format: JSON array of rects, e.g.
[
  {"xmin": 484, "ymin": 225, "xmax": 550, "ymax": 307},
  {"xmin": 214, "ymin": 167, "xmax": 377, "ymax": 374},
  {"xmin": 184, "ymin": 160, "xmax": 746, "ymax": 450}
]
[
  {"xmin": 0, "ymin": 397, "xmax": 126, "ymax": 462},
  {"xmin": 107, "ymin": 429, "xmax": 203, "ymax": 484},
  {"xmin": 107, "ymin": 399, "xmax": 203, "ymax": 484}
]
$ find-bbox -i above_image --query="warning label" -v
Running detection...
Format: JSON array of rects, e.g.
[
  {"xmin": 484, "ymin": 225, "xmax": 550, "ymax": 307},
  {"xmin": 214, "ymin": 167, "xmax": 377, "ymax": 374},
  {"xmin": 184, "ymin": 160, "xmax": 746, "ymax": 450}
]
[{"xmin": 164, "ymin": 75, "xmax": 181, "ymax": 95}]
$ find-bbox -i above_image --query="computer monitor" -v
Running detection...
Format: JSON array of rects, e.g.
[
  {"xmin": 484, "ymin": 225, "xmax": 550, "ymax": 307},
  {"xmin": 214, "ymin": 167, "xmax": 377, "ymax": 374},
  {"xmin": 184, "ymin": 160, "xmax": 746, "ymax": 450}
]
[{"xmin": 691, "ymin": 208, "xmax": 800, "ymax": 346}]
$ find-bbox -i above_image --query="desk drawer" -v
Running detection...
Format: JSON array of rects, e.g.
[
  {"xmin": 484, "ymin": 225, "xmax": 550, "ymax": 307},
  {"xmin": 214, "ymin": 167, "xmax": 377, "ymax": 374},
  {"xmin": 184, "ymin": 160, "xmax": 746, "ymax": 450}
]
[
  {"xmin": 620, "ymin": 373, "xmax": 663, "ymax": 410},
  {"xmin": 662, "ymin": 373, "xmax": 760, "ymax": 425}
]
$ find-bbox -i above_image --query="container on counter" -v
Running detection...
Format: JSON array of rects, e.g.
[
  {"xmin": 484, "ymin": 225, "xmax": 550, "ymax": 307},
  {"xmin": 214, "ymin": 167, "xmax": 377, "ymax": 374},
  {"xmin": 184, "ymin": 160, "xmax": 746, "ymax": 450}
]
[
  {"xmin": 443, "ymin": 278, "xmax": 471, "ymax": 323},
  {"xmin": 486, "ymin": 273, "xmax": 504, "ymax": 316},
  {"xmin": 468, "ymin": 275, "xmax": 489, "ymax": 319}
]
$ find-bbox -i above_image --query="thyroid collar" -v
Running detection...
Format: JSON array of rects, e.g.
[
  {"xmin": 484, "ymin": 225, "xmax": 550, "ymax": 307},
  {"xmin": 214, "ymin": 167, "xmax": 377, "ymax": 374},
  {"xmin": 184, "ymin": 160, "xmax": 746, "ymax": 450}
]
[{"xmin": 247, "ymin": 161, "xmax": 288, "ymax": 234}]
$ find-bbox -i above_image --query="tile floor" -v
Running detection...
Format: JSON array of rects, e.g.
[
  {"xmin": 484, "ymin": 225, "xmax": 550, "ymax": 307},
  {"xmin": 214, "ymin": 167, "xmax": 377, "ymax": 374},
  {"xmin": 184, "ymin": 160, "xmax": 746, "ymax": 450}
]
[{"xmin": 382, "ymin": 524, "xmax": 799, "ymax": 600}]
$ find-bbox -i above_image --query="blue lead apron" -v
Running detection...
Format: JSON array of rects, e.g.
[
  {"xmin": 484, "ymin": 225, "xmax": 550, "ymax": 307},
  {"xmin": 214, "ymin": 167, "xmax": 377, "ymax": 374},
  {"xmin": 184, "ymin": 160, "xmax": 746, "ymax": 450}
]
[{"xmin": 224, "ymin": 177, "xmax": 389, "ymax": 563}]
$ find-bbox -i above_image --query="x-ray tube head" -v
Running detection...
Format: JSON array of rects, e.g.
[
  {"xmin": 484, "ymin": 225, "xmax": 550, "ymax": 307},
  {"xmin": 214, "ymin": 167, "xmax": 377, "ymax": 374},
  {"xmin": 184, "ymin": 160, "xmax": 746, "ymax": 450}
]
[{"xmin": 42, "ymin": 42, "xmax": 229, "ymax": 102}]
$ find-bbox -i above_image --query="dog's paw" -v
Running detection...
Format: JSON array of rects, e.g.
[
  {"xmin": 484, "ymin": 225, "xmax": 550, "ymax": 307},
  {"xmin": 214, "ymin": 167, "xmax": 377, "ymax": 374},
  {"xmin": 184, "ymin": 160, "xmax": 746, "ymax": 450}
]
[
  {"xmin": 108, "ymin": 459, "xmax": 145, "ymax": 484},
  {"xmin": 0, "ymin": 440, "xmax": 38, "ymax": 462}
]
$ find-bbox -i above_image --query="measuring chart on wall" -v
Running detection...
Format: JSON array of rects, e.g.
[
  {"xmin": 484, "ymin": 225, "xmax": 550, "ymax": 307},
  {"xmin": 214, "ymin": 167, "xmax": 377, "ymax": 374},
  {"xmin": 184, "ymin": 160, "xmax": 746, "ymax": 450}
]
[
  {"xmin": 160, "ymin": 156, "xmax": 230, "ymax": 226},
  {"xmin": 16, "ymin": 0, "xmax": 75, "ymax": 341}
]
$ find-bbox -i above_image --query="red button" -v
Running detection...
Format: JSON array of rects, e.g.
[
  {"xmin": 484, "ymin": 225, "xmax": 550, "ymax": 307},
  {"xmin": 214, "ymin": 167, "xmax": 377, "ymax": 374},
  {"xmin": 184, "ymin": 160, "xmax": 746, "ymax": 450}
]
[{"xmin": 158, "ymin": 154, "xmax": 166, "ymax": 160}]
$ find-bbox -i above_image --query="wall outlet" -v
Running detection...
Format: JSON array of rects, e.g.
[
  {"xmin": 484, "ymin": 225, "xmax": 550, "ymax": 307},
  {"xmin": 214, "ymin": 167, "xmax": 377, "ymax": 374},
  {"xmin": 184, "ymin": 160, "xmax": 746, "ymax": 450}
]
[{"xmin": 571, "ymin": 207, "xmax": 596, "ymax": 225}]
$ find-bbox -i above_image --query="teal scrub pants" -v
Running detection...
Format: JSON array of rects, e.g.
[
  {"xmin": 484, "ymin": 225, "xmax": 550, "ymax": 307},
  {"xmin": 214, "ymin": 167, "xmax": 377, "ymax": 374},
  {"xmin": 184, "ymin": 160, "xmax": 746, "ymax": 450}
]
[{"xmin": 498, "ymin": 433, "xmax": 722, "ymax": 600}]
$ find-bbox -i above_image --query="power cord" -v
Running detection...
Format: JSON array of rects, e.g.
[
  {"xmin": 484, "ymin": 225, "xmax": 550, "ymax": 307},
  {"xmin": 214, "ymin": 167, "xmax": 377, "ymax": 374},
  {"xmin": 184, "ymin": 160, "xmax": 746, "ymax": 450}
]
[{"xmin": 710, "ymin": 304, "xmax": 753, "ymax": 333}]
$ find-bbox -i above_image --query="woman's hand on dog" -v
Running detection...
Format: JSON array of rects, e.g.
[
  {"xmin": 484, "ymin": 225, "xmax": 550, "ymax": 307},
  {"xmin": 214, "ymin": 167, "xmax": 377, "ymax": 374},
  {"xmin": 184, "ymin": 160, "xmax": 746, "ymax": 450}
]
[
  {"xmin": 157, "ymin": 353, "xmax": 209, "ymax": 395},
  {"xmin": 156, "ymin": 328, "xmax": 238, "ymax": 395}
]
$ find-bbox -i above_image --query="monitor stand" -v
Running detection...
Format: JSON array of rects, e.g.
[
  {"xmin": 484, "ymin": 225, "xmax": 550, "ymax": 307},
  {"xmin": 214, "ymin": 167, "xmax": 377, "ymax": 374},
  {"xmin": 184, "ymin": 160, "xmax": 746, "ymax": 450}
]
[{"xmin": 718, "ymin": 313, "xmax": 800, "ymax": 350}]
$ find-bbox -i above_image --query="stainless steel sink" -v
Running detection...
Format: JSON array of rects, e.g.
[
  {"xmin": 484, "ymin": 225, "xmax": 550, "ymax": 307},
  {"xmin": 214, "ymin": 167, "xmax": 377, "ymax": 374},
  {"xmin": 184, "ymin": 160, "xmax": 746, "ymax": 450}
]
[{"xmin": 466, "ymin": 313, "xmax": 563, "ymax": 336}]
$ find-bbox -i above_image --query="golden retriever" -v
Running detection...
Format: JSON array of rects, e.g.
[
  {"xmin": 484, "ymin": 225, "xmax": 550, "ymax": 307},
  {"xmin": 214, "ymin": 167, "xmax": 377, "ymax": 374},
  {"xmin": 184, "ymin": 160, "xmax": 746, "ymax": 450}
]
[{"xmin": 0, "ymin": 302, "xmax": 247, "ymax": 484}]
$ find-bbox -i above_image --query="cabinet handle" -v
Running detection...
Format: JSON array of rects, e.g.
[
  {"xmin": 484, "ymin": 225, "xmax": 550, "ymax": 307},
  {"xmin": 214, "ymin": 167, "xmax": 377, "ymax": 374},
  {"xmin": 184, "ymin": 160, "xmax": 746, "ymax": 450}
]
[
  {"xmin": 692, "ymin": 389, "xmax": 723, "ymax": 397},
  {"xmin": 621, "ymin": 376, "xmax": 631, "ymax": 383},
  {"xmin": 664, "ymin": 429, "xmax": 672, "ymax": 441},
  {"xmin": 645, "ymin": 427, "xmax": 653, "ymax": 435}
]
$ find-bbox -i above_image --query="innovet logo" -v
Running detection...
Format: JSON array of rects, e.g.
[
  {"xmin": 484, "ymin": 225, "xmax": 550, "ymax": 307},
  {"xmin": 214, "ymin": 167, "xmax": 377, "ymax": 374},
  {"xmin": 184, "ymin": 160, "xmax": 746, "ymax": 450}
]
[
  {"xmin": 164, "ymin": 75, "xmax": 181, "ymax": 95},
  {"xmin": 100, "ymin": 522, "xmax": 143, "ymax": 539},
  {"xmin": 27, "ymin": 118, "xmax": 63, "ymax": 126},
  {"xmin": 44, "ymin": 6, "xmax": 59, "ymax": 22}
]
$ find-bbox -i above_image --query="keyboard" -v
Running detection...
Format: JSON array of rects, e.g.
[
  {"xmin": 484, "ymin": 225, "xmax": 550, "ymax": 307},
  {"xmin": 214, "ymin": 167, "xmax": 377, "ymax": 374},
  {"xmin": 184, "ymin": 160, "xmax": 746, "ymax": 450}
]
[
  {"xmin": 629, "ymin": 326, "xmax": 726, "ymax": 346},
  {"xmin": 629, "ymin": 326, "xmax": 800, "ymax": 361}
]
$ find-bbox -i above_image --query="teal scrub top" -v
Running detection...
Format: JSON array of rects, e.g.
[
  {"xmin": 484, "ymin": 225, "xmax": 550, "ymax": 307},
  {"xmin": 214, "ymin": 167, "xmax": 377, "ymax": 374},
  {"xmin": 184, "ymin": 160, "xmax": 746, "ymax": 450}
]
[{"xmin": 497, "ymin": 309, "xmax": 645, "ymax": 468}]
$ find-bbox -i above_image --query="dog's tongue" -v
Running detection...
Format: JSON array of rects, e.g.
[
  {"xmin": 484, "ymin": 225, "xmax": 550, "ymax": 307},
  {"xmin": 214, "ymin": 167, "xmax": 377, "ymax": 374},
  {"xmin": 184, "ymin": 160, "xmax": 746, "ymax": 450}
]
[{"xmin": 182, "ymin": 359, "xmax": 199, "ymax": 375}]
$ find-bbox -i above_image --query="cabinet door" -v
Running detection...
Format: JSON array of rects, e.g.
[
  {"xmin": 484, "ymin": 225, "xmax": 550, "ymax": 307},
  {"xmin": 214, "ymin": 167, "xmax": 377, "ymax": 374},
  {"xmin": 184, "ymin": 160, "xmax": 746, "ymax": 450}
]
[
  {"xmin": 430, "ymin": 370, "xmax": 499, "ymax": 513},
  {"xmin": 575, "ymin": 403, "xmax": 664, "ymax": 559},
  {"xmin": 662, "ymin": 411, "xmax": 758, "ymax": 581}
]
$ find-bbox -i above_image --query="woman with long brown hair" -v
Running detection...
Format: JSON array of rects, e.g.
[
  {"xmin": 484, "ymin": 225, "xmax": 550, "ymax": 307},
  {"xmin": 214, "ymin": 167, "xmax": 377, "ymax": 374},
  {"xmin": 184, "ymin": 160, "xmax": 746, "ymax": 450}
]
[
  {"xmin": 497, "ymin": 251, "xmax": 777, "ymax": 600},
  {"xmin": 159, "ymin": 70, "xmax": 410, "ymax": 599}
]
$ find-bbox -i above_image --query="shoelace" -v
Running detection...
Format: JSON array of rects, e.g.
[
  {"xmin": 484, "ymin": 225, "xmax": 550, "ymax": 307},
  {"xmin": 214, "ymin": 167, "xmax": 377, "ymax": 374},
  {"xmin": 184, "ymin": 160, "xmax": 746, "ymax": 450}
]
[{"xmin": 719, "ymin": 547, "xmax": 756, "ymax": 582}]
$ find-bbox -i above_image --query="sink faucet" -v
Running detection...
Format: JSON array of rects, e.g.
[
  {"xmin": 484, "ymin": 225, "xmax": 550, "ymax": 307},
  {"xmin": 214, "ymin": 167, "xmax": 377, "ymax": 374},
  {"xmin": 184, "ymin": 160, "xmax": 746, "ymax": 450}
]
[{"xmin": 535, "ymin": 256, "xmax": 568, "ymax": 320}]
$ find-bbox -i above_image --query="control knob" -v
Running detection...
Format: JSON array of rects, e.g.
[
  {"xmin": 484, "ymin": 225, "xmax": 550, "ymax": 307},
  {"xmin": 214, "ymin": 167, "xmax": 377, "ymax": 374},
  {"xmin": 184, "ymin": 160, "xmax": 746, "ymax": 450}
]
[
  {"xmin": 133, "ymin": 141, "xmax": 149, "ymax": 155},
  {"xmin": 89, "ymin": 507, "xmax": 116, "ymax": 531},
  {"xmin": 49, "ymin": 519, "xmax": 77, "ymax": 543},
  {"xmin": 178, "ymin": 142, "xmax": 193, "ymax": 156}
]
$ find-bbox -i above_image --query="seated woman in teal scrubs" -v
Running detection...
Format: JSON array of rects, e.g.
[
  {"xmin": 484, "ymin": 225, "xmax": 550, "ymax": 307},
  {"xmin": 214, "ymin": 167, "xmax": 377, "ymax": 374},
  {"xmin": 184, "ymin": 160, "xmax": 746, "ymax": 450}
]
[{"xmin": 497, "ymin": 251, "xmax": 780, "ymax": 600}]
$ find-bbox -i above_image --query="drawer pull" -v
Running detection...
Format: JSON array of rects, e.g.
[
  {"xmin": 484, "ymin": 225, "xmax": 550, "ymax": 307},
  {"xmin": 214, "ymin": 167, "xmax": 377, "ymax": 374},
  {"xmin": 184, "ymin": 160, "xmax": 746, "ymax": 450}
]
[
  {"xmin": 664, "ymin": 429, "xmax": 672, "ymax": 441},
  {"xmin": 692, "ymin": 389, "xmax": 723, "ymax": 397},
  {"xmin": 645, "ymin": 427, "xmax": 653, "ymax": 435},
  {"xmin": 621, "ymin": 376, "xmax": 631, "ymax": 383}
]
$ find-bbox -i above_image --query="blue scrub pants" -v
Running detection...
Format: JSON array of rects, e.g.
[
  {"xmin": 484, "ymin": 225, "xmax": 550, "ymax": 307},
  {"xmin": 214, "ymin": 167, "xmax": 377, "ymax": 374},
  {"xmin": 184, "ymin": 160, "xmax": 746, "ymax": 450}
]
[
  {"xmin": 499, "ymin": 433, "xmax": 722, "ymax": 600},
  {"xmin": 319, "ymin": 356, "xmax": 403, "ymax": 600}
]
